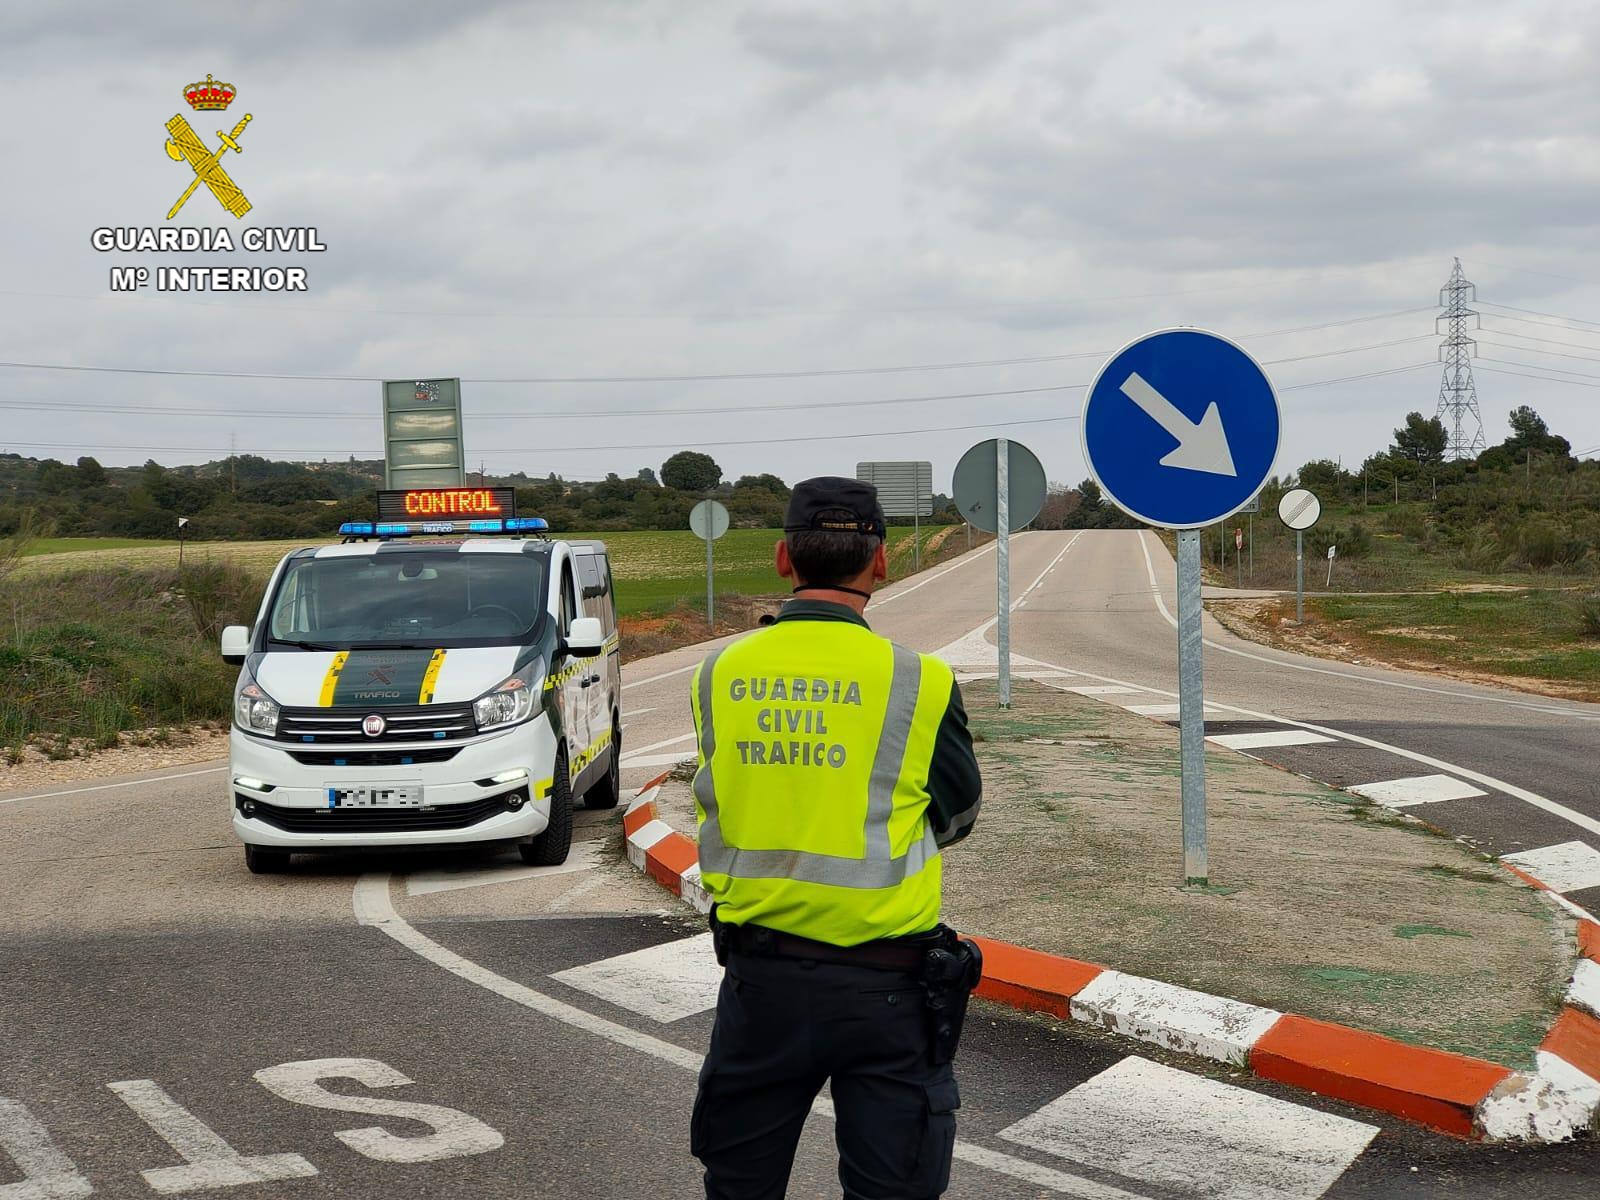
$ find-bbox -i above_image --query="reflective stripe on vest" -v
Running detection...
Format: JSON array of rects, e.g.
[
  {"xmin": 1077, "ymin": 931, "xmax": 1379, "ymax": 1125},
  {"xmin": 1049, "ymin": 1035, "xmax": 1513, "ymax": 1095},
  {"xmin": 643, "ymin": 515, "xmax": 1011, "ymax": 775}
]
[{"xmin": 691, "ymin": 636, "xmax": 943, "ymax": 891}]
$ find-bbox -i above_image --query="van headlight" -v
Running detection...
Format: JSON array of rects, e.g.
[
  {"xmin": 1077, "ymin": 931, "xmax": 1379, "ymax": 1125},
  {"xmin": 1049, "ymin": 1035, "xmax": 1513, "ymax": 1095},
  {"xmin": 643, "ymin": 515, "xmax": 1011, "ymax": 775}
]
[
  {"xmin": 234, "ymin": 675, "xmax": 281, "ymax": 736},
  {"xmin": 473, "ymin": 663, "xmax": 544, "ymax": 732}
]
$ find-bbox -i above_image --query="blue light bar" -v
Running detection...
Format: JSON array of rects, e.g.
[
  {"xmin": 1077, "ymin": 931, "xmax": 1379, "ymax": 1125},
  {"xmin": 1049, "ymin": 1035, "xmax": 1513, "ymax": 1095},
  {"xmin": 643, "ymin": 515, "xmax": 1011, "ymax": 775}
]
[{"xmin": 337, "ymin": 515, "xmax": 550, "ymax": 538}]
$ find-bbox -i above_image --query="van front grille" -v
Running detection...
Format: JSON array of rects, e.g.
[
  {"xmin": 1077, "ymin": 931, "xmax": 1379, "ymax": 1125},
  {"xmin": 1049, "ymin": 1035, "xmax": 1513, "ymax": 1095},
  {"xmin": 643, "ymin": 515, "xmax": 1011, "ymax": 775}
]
[
  {"xmin": 240, "ymin": 793, "xmax": 511, "ymax": 834},
  {"xmin": 276, "ymin": 704, "xmax": 476, "ymax": 745}
]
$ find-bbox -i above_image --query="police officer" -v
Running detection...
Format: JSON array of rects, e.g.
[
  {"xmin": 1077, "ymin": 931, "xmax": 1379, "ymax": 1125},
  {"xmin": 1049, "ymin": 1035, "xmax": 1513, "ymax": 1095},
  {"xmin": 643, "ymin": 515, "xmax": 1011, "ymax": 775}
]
[{"xmin": 689, "ymin": 477, "xmax": 983, "ymax": 1199}]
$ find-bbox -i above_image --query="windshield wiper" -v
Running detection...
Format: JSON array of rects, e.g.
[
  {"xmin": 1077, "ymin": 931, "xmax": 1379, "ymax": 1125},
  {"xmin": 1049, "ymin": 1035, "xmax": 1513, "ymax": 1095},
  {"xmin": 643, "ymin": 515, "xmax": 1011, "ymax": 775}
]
[{"xmin": 271, "ymin": 639, "xmax": 343, "ymax": 651}]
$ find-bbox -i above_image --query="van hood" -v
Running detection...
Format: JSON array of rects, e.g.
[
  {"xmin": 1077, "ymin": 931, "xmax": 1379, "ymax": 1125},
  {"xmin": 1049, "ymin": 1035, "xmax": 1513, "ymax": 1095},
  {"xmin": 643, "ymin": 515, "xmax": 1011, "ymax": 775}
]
[{"xmin": 254, "ymin": 646, "xmax": 529, "ymax": 708}]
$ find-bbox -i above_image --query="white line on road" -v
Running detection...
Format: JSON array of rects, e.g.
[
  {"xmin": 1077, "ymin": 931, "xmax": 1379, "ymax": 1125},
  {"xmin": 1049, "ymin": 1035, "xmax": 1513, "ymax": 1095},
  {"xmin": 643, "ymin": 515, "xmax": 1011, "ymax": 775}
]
[
  {"xmin": 0, "ymin": 766, "xmax": 227, "ymax": 808},
  {"xmin": 622, "ymin": 663, "xmax": 700, "ymax": 692},
  {"xmin": 1208, "ymin": 730, "xmax": 1336, "ymax": 751},
  {"xmin": 1137, "ymin": 531, "xmax": 1599, "ymax": 722},
  {"xmin": 1132, "ymin": 531, "xmax": 1600, "ymax": 842},
  {"xmin": 1000, "ymin": 1056, "xmax": 1377, "ymax": 1200},
  {"xmin": 621, "ymin": 752, "xmax": 698, "ymax": 772},
  {"xmin": 1347, "ymin": 774, "xmax": 1487, "ymax": 809},
  {"xmin": 1501, "ymin": 841, "xmax": 1600, "ymax": 894},
  {"xmin": 622, "ymin": 732, "xmax": 696, "ymax": 757},
  {"xmin": 350, "ymin": 874, "xmax": 1146, "ymax": 1197},
  {"xmin": 551, "ymin": 932, "xmax": 724, "ymax": 1023},
  {"xmin": 868, "ymin": 538, "xmax": 1002, "ymax": 608}
]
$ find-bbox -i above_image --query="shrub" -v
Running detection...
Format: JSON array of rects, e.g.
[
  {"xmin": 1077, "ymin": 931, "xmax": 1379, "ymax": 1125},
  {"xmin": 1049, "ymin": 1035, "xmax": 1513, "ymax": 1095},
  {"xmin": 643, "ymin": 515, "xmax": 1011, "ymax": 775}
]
[{"xmin": 1580, "ymin": 592, "xmax": 1600, "ymax": 639}]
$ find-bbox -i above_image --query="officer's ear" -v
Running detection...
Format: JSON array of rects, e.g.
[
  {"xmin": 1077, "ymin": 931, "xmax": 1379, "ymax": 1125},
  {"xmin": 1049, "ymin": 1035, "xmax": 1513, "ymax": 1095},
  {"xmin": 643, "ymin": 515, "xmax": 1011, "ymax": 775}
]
[
  {"xmin": 871, "ymin": 540, "xmax": 888, "ymax": 582},
  {"xmin": 775, "ymin": 538, "xmax": 796, "ymax": 581}
]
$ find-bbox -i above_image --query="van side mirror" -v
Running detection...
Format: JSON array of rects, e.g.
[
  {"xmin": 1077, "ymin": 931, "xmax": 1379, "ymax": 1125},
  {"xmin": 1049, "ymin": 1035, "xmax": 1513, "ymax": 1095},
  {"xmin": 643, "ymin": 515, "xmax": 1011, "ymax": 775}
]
[
  {"xmin": 565, "ymin": 616, "xmax": 605, "ymax": 657},
  {"xmin": 220, "ymin": 625, "xmax": 251, "ymax": 665}
]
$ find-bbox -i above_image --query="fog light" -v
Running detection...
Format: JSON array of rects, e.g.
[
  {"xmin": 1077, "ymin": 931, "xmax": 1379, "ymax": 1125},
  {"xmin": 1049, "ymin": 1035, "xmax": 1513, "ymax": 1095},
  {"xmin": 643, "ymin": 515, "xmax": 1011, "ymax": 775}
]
[
  {"xmin": 505, "ymin": 791, "xmax": 527, "ymax": 811},
  {"xmin": 239, "ymin": 798, "xmax": 257, "ymax": 816}
]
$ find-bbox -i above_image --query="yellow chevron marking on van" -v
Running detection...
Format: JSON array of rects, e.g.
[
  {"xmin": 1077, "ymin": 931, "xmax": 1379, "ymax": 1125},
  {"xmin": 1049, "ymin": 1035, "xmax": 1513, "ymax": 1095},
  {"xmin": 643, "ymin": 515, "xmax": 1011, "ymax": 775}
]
[
  {"xmin": 419, "ymin": 649, "xmax": 446, "ymax": 704},
  {"xmin": 318, "ymin": 651, "xmax": 350, "ymax": 707}
]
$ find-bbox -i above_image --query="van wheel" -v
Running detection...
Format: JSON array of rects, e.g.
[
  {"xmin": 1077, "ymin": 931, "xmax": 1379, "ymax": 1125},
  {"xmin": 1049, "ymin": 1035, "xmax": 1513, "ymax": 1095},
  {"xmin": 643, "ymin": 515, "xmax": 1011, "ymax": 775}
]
[
  {"xmin": 521, "ymin": 749, "xmax": 573, "ymax": 866},
  {"xmin": 583, "ymin": 720, "xmax": 622, "ymax": 810},
  {"xmin": 245, "ymin": 845, "xmax": 291, "ymax": 874}
]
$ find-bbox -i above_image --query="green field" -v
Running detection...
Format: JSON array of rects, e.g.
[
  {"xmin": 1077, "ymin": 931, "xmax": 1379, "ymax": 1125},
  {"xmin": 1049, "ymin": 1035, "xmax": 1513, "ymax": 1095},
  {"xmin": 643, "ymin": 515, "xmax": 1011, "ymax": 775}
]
[{"xmin": 17, "ymin": 526, "xmax": 955, "ymax": 617}]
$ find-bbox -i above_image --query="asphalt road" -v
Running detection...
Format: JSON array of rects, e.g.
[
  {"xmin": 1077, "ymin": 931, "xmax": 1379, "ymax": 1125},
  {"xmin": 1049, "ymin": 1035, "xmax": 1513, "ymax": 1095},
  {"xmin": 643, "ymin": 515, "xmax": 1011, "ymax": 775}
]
[{"xmin": 2, "ymin": 530, "xmax": 1596, "ymax": 1198}]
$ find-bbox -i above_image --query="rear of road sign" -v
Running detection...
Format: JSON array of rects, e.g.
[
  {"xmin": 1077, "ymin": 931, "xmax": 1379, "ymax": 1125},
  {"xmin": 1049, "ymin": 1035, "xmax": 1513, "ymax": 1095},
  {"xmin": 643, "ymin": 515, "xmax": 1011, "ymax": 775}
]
[{"xmin": 952, "ymin": 439, "xmax": 1046, "ymax": 533}]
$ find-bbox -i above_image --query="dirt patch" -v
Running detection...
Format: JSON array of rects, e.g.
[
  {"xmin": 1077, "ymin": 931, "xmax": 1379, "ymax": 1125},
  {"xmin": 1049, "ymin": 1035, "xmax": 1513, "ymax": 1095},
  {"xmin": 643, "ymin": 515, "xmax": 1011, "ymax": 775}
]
[
  {"xmin": 651, "ymin": 679, "xmax": 1572, "ymax": 1066},
  {"xmin": 0, "ymin": 724, "xmax": 229, "ymax": 796},
  {"xmin": 619, "ymin": 595, "xmax": 787, "ymax": 659},
  {"xmin": 1209, "ymin": 596, "xmax": 1600, "ymax": 703}
]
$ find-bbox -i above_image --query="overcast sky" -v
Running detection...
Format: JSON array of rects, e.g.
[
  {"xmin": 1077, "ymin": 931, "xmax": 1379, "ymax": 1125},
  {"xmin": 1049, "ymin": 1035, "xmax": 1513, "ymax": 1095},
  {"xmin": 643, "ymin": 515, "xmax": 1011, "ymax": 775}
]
[{"xmin": 3, "ymin": 0, "xmax": 1599, "ymax": 492}]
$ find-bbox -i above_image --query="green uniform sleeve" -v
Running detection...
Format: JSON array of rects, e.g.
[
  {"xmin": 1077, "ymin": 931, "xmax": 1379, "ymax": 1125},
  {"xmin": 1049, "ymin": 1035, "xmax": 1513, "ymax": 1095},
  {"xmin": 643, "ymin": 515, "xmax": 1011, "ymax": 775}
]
[{"xmin": 926, "ymin": 676, "xmax": 981, "ymax": 847}]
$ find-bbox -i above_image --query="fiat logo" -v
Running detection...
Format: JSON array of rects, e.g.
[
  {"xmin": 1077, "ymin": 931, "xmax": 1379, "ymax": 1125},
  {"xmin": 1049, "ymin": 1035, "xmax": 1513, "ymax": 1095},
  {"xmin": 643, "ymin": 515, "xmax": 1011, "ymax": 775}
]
[{"xmin": 362, "ymin": 713, "xmax": 387, "ymax": 738}]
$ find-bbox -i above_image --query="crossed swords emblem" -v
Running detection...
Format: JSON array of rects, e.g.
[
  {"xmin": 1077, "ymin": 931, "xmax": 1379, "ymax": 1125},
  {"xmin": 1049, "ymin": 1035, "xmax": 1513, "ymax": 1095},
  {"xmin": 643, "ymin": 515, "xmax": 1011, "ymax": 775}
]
[{"xmin": 164, "ymin": 112, "xmax": 253, "ymax": 220}]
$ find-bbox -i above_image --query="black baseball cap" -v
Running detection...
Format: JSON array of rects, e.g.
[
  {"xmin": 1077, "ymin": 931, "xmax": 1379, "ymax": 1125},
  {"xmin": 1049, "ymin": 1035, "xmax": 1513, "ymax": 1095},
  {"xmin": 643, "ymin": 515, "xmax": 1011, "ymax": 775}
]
[{"xmin": 784, "ymin": 476, "xmax": 887, "ymax": 539}]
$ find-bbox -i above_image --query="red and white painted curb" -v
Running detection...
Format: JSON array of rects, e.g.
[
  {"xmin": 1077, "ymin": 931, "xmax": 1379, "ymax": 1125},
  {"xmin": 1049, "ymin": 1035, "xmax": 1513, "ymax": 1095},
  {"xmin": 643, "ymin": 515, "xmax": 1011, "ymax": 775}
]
[{"xmin": 622, "ymin": 775, "xmax": 1600, "ymax": 1143}]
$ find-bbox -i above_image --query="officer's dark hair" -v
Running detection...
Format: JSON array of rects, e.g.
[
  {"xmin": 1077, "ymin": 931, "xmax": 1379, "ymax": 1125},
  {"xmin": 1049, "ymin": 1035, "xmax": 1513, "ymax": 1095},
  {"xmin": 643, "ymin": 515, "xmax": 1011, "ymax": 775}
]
[{"xmin": 785, "ymin": 527, "xmax": 881, "ymax": 587}]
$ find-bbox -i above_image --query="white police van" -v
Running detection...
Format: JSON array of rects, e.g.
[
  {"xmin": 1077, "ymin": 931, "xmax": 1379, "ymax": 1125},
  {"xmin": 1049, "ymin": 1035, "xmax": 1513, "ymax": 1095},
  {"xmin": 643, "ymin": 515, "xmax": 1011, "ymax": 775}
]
[{"xmin": 220, "ymin": 489, "xmax": 622, "ymax": 874}]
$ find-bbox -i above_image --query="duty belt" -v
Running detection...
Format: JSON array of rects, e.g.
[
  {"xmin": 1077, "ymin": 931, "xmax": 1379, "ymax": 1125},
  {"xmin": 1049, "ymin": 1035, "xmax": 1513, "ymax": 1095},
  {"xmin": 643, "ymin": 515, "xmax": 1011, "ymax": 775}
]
[{"xmin": 713, "ymin": 917, "xmax": 939, "ymax": 973}]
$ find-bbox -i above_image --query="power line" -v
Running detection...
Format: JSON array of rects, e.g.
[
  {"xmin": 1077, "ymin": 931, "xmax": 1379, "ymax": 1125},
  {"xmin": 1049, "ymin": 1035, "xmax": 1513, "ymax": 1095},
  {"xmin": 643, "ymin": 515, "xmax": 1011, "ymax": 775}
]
[
  {"xmin": 1477, "ymin": 356, "xmax": 1600, "ymax": 382},
  {"xmin": 0, "ymin": 337, "xmax": 1434, "ymax": 422},
  {"xmin": 1478, "ymin": 300, "xmax": 1600, "ymax": 330},
  {"xmin": 1476, "ymin": 364, "xmax": 1600, "ymax": 389},
  {"xmin": 1478, "ymin": 324, "xmax": 1600, "ymax": 351},
  {"xmin": 1477, "ymin": 338, "xmax": 1600, "ymax": 364},
  {"xmin": 0, "ymin": 308, "xmax": 1434, "ymax": 387}
]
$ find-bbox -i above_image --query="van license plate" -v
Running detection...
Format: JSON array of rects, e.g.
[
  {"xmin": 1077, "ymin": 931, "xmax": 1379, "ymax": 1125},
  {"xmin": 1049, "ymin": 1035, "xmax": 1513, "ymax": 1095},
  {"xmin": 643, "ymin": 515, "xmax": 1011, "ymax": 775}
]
[{"xmin": 326, "ymin": 785, "xmax": 423, "ymax": 808}]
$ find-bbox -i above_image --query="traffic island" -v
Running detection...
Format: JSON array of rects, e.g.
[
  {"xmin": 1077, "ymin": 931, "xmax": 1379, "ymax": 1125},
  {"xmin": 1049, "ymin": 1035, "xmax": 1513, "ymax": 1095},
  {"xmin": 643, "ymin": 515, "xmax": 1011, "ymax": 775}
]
[{"xmin": 622, "ymin": 678, "xmax": 1599, "ymax": 1142}]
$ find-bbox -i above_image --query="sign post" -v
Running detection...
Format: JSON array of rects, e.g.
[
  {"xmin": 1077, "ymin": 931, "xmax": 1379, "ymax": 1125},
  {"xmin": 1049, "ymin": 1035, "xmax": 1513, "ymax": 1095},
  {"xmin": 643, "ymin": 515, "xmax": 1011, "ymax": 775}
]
[
  {"xmin": 1326, "ymin": 544, "xmax": 1337, "ymax": 587},
  {"xmin": 1083, "ymin": 329, "xmax": 1281, "ymax": 886},
  {"xmin": 1277, "ymin": 488, "xmax": 1321, "ymax": 625},
  {"xmin": 1234, "ymin": 527, "xmax": 1243, "ymax": 588},
  {"xmin": 689, "ymin": 500, "xmax": 730, "ymax": 629},
  {"xmin": 953, "ymin": 438, "xmax": 1046, "ymax": 709}
]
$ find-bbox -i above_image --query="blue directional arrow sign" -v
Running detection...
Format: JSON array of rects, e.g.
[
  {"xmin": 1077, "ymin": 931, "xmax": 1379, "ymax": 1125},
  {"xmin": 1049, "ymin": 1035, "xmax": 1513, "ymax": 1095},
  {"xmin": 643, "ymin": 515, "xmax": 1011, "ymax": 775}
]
[{"xmin": 1081, "ymin": 329, "xmax": 1280, "ymax": 529}]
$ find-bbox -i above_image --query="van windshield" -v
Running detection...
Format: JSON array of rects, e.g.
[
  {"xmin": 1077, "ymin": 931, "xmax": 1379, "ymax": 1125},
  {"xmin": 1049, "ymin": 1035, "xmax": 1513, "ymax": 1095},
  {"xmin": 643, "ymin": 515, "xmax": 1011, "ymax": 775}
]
[{"xmin": 266, "ymin": 551, "xmax": 547, "ymax": 649}]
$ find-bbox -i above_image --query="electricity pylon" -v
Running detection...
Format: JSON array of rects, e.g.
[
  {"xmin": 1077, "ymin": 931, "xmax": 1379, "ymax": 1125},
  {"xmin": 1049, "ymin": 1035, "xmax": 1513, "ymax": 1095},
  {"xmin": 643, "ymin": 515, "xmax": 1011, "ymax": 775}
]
[{"xmin": 1436, "ymin": 257, "xmax": 1486, "ymax": 460}]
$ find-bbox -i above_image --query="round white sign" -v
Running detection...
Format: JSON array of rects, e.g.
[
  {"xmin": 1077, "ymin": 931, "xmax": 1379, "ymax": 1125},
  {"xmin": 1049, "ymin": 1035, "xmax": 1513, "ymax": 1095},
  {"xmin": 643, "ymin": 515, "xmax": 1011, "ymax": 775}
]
[
  {"xmin": 689, "ymin": 499, "xmax": 730, "ymax": 541},
  {"xmin": 1277, "ymin": 488, "xmax": 1321, "ymax": 531}
]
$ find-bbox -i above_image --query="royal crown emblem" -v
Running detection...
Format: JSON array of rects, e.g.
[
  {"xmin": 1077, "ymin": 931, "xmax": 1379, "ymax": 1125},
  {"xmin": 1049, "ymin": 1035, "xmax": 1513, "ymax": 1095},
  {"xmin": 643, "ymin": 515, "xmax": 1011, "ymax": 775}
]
[{"xmin": 184, "ymin": 73, "xmax": 236, "ymax": 111}]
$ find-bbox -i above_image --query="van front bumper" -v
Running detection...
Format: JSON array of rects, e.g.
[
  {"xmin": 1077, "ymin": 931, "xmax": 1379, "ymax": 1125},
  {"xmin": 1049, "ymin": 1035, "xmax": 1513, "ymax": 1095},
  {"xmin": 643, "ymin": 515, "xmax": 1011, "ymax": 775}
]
[{"xmin": 228, "ymin": 717, "xmax": 558, "ymax": 849}]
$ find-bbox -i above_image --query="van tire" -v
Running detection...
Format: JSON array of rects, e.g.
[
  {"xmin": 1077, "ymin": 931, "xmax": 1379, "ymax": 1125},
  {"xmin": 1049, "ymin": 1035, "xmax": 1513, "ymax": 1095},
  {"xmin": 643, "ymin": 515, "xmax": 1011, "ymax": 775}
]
[
  {"xmin": 583, "ymin": 719, "xmax": 622, "ymax": 810},
  {"xmin": 245, "ymin": 845, "xmax": 291, "ymax": 874},
  {"xmin": 521, "ymin": 750, "xmax": 573, "ymax": 866}
]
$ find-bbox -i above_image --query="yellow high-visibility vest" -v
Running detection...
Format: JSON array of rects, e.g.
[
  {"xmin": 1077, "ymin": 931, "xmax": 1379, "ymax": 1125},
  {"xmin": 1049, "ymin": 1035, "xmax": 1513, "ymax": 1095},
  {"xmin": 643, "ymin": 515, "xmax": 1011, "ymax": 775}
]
[{"xmin": 689, "ymin": 618, "xmax": 954, "ymax": 946}]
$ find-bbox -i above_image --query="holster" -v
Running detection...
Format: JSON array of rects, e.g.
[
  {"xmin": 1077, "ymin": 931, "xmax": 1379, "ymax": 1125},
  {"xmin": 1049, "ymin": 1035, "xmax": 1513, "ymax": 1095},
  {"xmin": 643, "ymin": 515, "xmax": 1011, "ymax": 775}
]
[{"xmin": 920, "ymin": 928, "xmax": 984, "ymax": 1065}]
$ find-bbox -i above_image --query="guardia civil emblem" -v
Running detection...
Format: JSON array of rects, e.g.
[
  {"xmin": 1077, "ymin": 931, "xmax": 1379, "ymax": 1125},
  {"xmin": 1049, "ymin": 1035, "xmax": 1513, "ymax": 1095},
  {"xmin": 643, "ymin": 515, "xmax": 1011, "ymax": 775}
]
[{"xmin": 164, "ymin": 73, "xmax": 253, "ymax": 220}]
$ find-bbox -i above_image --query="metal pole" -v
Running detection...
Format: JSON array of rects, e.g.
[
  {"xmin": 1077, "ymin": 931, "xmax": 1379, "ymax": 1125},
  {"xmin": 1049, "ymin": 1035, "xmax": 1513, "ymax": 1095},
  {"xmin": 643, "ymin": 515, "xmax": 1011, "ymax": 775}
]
[
  {"xmin": 996, "ymin": 438, "xmax": 1011, "ymax": 708},
  {"xmin": 1326, "ymin": 551, "xmax": 1335, "ymax": 588},
  {"xmin": 914, "ymin": 507, "xmax": 921, "ymax": 572},
  {"xmin": 706, "ymin": 527, "xmax": 715, "ymax": 629},
  {"xmin": 1235, "ymin": 532, "xmax": 1241, "ymax": 588},
  {"xmin": 1176, "ymin": 529, "xmax": 1207, "ymax": 886},
  {"xmin": 1248, "ymin": 513, "xmax": 1254, "ymax": 579},
  {"xmin": 966, "ymin": 521, "xmax": 972, "ymax": 551},
  {"xmin": 1295, "ymin": 530, "xmax": 1305, "ymax": 625}
]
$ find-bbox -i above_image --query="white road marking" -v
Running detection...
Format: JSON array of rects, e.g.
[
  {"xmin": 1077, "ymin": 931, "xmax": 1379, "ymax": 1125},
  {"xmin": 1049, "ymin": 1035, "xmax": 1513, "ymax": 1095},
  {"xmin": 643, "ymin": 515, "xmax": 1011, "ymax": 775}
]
[
  {"xmin": 254, "ymin": 1059, "xmax": 504, "ymax": 1164},
  {"xmin": 106, "ymin": 1079, "xmax": 318, "ymax": 1194},
  {"xmin": 622, "ymin": 662, "xmax": 700, "ymax": 692},
  {"xmin": 1000, "ymin": 1056, "xmax": 1378, "ymax": 1200},
  {"xmin": 1136, "ymin": 530, "xmax": 1599, "ymax": 721},
  {"xmin": 405, "ymin": 841, "xmax": 601, "ymax": 896},
  {"xmin": 552, "ymin": 932, "xmax": 724, "ymax": 1022},
  {"xmin": 1208, "ymin": 730, "xmax": 1337, "ymax": 751},
  {"xmin": 1066, "ymin": 685, "xmax": 1146, "ymax": 697},
  {"xmin": 623, "ymin": 732, "xmax": 697, "ymax": 757},
  {"xmin": 621, "ymin": 752, "xmax": 698, "ymax": 772},
  {"xmin": 1569, "ymin": 958, "xmax": 1600, "ymax": 1020},
  {"xmin": 350, "ymin": 873, "xmax": 1146, "ymax": 1196},
  {"xmin": 0, "ymin": 1096, "xmax": 93, "ymax": 1199},
  {"xmin": 1347, "ymin": 774, "xmax": 1488, "ymax": 809},
  {"xmin": 1069, "ymin": 972, "xmax": 1281, "ymax": 1065},
  {"xmin": 1129, "ymin": 531, "xmax": 1600, "ymax": 842},
  {"xmin": 1501, "ymin": 841, "xmax": 1600, "ymax": 894},
  {"xmin": 623, "ymin": 706, "xmax": 657, "ymax": 718},
  {"xmin": 0, "ymin": 766, "xmax": 226, "ymax": 807}
]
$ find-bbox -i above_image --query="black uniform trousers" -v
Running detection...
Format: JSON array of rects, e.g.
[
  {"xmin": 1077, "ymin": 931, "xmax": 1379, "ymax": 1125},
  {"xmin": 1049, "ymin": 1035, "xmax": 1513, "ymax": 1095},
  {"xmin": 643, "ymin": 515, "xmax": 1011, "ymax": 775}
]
[{"xmin": 691, "ymin": 951, "xmax": 960, "ymax": 1200}]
